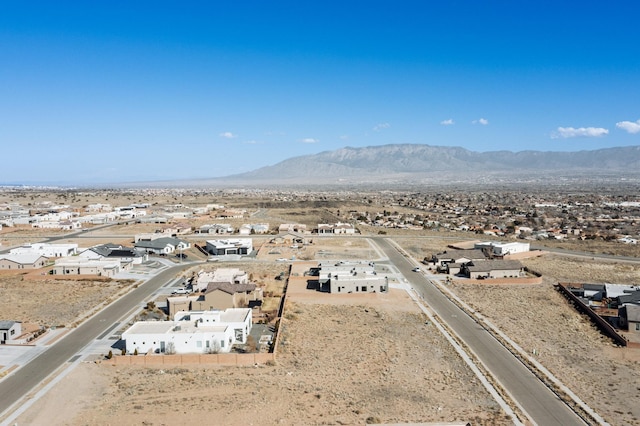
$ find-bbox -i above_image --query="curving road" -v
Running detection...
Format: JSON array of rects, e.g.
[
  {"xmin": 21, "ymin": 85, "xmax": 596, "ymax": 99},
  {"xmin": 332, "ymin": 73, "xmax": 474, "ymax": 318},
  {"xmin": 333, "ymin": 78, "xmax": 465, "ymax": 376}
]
[
  {"xmin": 372, "ymin": 237, "xmax": 586, "ymax": 426},
  {"xmin": 0, "ymin": 262, "xmax": 194, "ymax": 417}
]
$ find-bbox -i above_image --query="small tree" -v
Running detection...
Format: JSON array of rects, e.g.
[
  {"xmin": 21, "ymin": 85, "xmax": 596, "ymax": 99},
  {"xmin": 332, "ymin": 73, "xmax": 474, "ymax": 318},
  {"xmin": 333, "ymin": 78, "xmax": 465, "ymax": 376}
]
[
  {"xmin": 106, "ymin": 350, "xmax": 113, "ymax": 359},
  {"xmin": 133, "ymin": 348, "xmax": 138, "ymax": 356}
]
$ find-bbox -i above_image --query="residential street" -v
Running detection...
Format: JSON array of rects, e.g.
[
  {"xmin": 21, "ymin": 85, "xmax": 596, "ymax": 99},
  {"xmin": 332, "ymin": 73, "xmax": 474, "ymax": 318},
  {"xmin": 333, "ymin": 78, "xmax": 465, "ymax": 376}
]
[
  {"xmin": 0, "ymin": 262, "xmax": 194, "ymax": 418},
  {"xmin": 372, "ymin": 236, "xmax": 587, "ymax": 426}
]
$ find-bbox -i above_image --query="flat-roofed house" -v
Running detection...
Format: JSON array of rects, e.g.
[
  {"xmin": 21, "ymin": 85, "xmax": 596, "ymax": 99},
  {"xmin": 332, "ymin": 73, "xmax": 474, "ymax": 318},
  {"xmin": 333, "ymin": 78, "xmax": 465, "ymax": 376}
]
[
  {"xmin": 121, "ymin": 308, "xmax": 252, "ymax": 354},
  {"xmin": 206, "ymin": 239, "xmax": 253, "ymax": 256},
  {"xmin": 10, "ymin": 242, "xmax": 78, "ymax": 258},
  {"xmin": 315, "ymin": 261, "xmax": 388, "ymax": 293},
  {"xmin": 474, "ymin": 241, "xmax": 530, "ymax": 256}
]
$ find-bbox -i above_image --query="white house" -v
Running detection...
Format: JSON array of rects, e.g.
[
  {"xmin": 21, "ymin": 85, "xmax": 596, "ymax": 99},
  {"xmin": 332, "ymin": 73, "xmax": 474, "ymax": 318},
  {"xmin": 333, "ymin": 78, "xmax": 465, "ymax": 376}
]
[
  {"xmin": 134, "ymin": 237, "xmax": 190, "ymax": 255},
  {"xmin": 206, "ymin": 239, "xmax": 253, "ymax": 256},
  {"xmin": 239, "ymin": 223, "xmax": 269, "ymax": 235},
  {"xmin": 78, "ymin": 243, "xmax": 147, "ymax": 265},
  {"xmin": 317, "ymin": 222, "xmax": 356, "ymax": 234},
  {"xmin": 10, "ymin": 242, "xmax": 78, "ymax": 258},
  {"xmin": 316, "ymin": 261, "xmax": 387, "ymax": 294},
  {"xmin": 121, "ymin": 308, "xmax": 252, "ymax": 354},
  {"xmin": 474, "ymin": 241, "xmax": 530, "ymax": 256},
  {"xmin": 197, "ymin": 224, "xmax": 234, "ymax": 234},
  {"xmin": 0, "ymin": 320, "xmax": 22, "ymax": 344}
]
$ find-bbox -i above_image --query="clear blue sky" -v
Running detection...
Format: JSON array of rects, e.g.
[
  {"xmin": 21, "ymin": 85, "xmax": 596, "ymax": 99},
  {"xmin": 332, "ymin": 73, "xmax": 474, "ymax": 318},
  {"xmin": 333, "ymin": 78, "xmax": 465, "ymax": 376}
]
[{"xmin": 2, "ymin": 1, "xmax": 639, "ymax": 185}]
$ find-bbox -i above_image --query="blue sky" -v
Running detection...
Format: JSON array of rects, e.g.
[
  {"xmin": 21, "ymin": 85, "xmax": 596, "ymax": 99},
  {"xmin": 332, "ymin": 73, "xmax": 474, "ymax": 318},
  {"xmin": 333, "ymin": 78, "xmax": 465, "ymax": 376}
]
[{"xmin": 2, "ymin": 1, "xmax": 640, "ymax": 185}]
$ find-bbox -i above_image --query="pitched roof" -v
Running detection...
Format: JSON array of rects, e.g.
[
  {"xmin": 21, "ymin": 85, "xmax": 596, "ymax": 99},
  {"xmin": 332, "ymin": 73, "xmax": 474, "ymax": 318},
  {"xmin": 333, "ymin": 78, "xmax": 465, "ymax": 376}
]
[
  {"xmin": 135, "ymin": 237, "xmax": 183, "ymax": 250},
  {"xmin": 89, "ymin": 244, "xmax": 142, "ymax": 258},
  {"xmin": 205, "ymin": 282, "xmax": 256, "ymax": 295},
  {"xmin": 618, "ymin": 291, "xmax": 640, "ymax": 305},
  {"xmin": 0, "ymin": 253, "xmax": 48, "ymax": 265},
  {"xmin": 0, "ymin": 320, "xmax": 20, "ymax": 330}
]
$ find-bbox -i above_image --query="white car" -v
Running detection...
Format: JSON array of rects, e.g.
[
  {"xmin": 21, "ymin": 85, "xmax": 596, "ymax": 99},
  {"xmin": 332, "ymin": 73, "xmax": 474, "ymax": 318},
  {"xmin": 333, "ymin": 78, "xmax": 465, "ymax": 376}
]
[
  {"xmin": 172, "ymin": 287, "xmax": 189, "ymax": 295},
  {"xmin": 412, "ymin": 267, "xmax": 421, "ymax": 272},
  {"xmin": 276, "ymin": 258, "xmax": 288, "ymax": 262}
]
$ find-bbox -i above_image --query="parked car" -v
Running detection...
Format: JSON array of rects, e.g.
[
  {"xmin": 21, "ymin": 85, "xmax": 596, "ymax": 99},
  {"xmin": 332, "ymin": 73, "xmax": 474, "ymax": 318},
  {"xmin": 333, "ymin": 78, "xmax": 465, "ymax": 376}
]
[{"xmin": 171, "ymin": 287, "xmax": 190, "ymax": 295}]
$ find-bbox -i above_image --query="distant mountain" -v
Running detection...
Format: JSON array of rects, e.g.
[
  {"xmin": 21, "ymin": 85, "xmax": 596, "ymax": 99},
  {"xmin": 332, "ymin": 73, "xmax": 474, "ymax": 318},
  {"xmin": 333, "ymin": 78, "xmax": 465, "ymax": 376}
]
[
  {"xmin": 126, "ymin": 144, "xmax": 640, "ymax": 189},
  {"xmin": 211, "ymin": 144, "xmax": 640, "ymax": 187}
]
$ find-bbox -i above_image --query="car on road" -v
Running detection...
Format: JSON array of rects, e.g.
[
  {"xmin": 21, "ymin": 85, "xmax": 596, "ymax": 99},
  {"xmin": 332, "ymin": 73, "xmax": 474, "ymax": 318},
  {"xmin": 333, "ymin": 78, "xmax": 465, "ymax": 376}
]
[
  {"xmin": 412, "ymin": 267, "xmax": 421, "ymax": 272},
  {"xmin": 276, "ymin": 258, "xmax": 288, "ymax": 262}
]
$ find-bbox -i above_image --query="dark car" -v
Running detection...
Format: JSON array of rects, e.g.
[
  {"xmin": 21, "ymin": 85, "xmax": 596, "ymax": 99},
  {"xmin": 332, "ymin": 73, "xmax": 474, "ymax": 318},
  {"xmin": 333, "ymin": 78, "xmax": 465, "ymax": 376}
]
[{"xmin": 176, "ymin": 253, "xmax": 188, "ymax": 259}]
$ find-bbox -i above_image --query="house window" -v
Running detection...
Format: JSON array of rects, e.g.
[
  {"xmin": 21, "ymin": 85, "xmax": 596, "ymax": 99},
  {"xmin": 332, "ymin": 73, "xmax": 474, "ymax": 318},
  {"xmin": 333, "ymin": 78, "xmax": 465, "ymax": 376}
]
[
  {"xmin": 636, "ymin": 323, "xmax": 640, "ymax": 331},
  {"xmin": 220, "ymin": 340, "xmax": 225, "ymax": 348},
  {"xmin": 206, "ymin": 340, "xmax": 210, "ymax": 348},
  {"xmin": 197, "ymin": 341, "xmax": 202, "ymax": 348},
  {"xmin": 361, "ymin": 286, "xmax": 367, "ymax": 292}
]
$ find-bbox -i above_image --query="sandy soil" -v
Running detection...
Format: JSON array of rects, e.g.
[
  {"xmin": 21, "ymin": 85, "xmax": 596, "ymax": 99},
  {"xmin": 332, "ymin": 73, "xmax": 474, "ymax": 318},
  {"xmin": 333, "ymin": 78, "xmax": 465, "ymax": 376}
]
[
  {"xmin": 0, "ymin": 272, "xmax": 133, "ymax": 327},
  {"xmin": 444, "ymin": 255, "xmax": 640, "ymax": 426},
  {"xmin": 15, "ymin": 286, "xmax": 509, "ymax": 426}
]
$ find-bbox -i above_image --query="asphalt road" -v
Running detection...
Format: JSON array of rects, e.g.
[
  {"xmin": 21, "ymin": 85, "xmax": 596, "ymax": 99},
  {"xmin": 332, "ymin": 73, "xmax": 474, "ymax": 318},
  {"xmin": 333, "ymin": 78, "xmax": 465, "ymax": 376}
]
[
  {"xmin": 0, "ymin": 262, "xmax": 194, "ymax": 417},
  {"xmin": 373, "ymin": 237, "xmax": 587, "ymax": 426}
]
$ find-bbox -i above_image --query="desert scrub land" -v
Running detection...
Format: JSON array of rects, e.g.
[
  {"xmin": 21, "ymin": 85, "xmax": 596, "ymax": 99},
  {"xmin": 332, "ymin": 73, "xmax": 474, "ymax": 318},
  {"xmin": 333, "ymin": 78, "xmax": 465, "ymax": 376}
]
[
  {"xmin": 448, "ymin": 255, "xmax": 640, "ymax": 426},
  {"xmin": 522, "ymin": 254, "xmax": 640, "ymax": 284},
  {"xmin": 0, "ymin": 273, "xmax": 135, "ymax": 327},
  {"xmin": 392, "ymin": 236, "xmax": 457, "ymax": 260},
  {"xmin": 535, "ymin": 237, "xmax": 640, "ymax": 258},
  {"xmin": 16, "ymin": 297, "xmax": 510, "ymax": 426}
]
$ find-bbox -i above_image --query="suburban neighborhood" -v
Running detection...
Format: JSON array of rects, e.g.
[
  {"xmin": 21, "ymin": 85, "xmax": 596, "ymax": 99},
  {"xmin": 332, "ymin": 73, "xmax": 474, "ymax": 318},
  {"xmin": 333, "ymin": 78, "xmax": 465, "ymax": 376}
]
[{"xmin": 0, "ymin": 187, "xmax": 639, "ymax": 425}]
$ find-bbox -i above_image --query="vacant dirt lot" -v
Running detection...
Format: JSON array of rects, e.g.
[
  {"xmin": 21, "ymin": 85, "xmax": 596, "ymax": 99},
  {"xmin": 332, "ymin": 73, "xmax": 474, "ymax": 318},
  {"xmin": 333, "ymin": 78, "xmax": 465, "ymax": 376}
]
[
  {"xmin": 0, "ymin": 272, "xmax": 133, "ymax": 327},
  {"xmin": 446, "ymin": 255, "xmax": 640, "ymax": 426},
  {"xmin": 16, "ymin": 285, "xmax": 510, "ymax": 426}
]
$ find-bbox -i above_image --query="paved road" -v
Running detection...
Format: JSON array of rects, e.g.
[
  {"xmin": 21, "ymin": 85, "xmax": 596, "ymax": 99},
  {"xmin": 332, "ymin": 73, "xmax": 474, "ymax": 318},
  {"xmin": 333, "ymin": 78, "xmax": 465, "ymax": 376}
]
[
  {"xmin": 0, "ymin": 262, "xmax": 194, "ymax": 417},
  {"xmin": 373, "ymin": 237, "xmax": 586, "ymax": 426}
]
